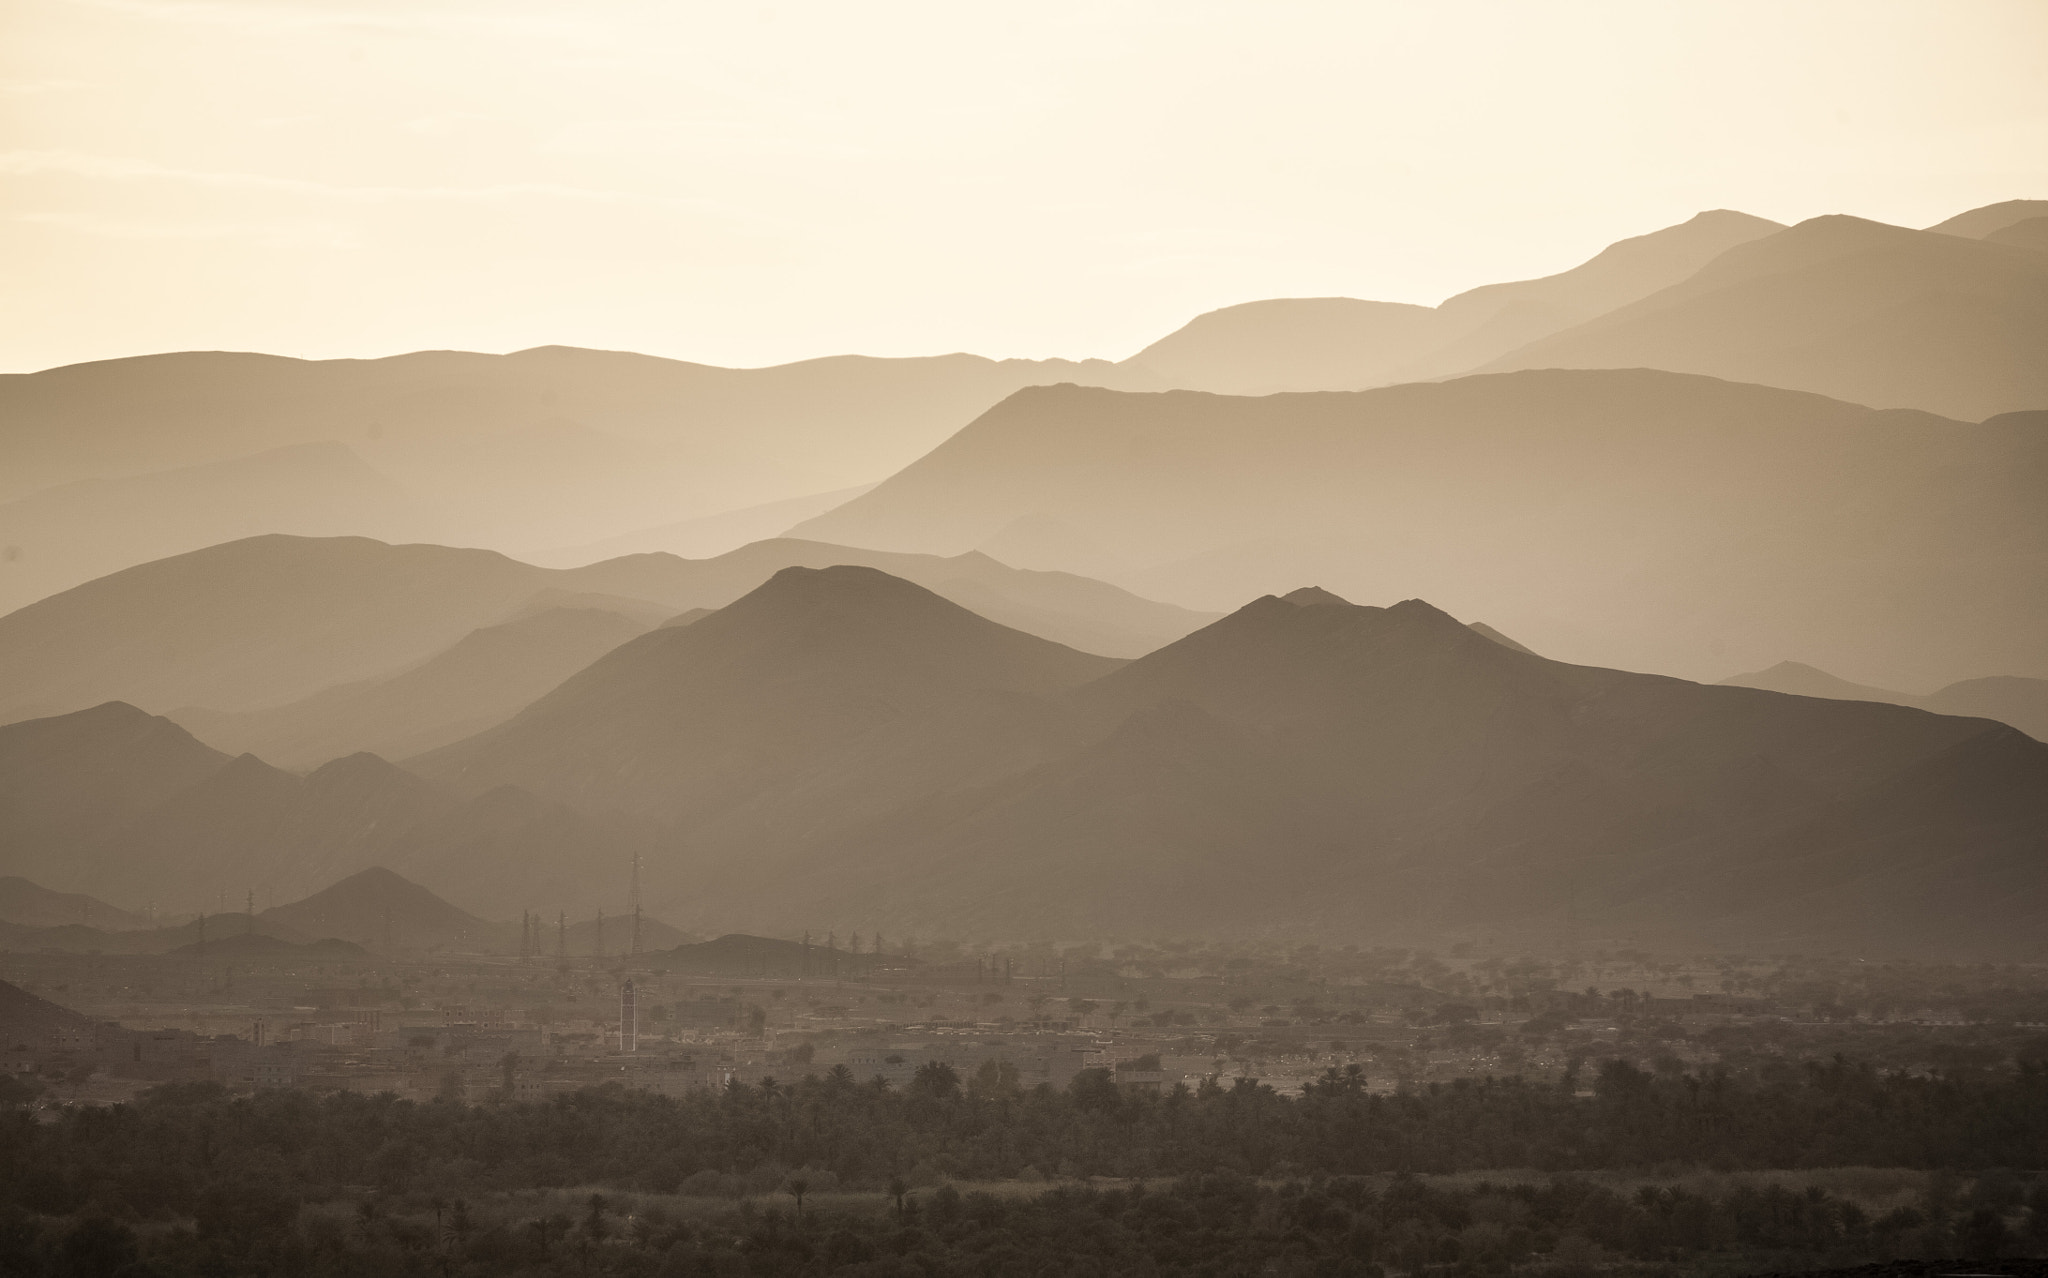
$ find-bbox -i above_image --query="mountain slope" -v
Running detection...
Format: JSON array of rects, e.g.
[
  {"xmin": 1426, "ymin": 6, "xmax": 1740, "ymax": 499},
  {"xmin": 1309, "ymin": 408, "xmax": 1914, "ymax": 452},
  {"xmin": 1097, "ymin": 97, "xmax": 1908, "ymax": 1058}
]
[
  {"xmin": 629, "ymin": 586, "xmax": 2048, "ymax": 954},
  {"xmin": 258, "ymin": 867, "xmax": 493, "ymax": 953},
  {"xmin": 1117, "ymin": 210, "xmax": 1785, "ymax": 396},
  {"xmin": 0, "ymin": 347, "xmax": 1155, "ymax": 557},
  {"xmin": 1475, "ymin": 216, "xmax": 2048, "ymax": 419},
  {"xmin": 792, "ymin": 370, "xmax": 2048, "ymax": 689},
  {"xmin": 1927, "ymin": 199, "xmax": 2048, "ymax": 239},
  {"xmin": 0, "ymin": 877, "xmax": 153, "ymax": 931},
  {"xmin": 0, "ymin": 700, "xmax": 630, "ymax": 919},
  {"xmin": 0, "ymin": 442, "xmax": 426, "ymax": 617},
  {"xmin": 414, "ymin": 565, "xmax": 1124, "ymax": 825},
  {"xmin": 1402, "ymin": 209, "xmax": 1787, "ymax": 381},
  {"xmin": 1721, "ymin": 662, "xmax": 2048, "ymax": 743},
  {"xmin": 0, "ymin": 533, "xmax": 1206, "ymax": 727},
  {"xmin": 169, "ymin": 605, "xmax": 657, "ymax": 768}
]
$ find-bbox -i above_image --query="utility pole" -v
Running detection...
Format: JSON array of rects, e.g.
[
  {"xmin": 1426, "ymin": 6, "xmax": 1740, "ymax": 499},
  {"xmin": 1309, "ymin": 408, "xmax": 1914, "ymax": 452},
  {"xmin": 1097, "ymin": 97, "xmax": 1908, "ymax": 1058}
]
[
  {"xmin": 246, "ymin": 889, "xmax": 255, "ymax": 935},
  {"xmin": 596, "ymin": 908, "xmax": 605, "ymax": 959}
]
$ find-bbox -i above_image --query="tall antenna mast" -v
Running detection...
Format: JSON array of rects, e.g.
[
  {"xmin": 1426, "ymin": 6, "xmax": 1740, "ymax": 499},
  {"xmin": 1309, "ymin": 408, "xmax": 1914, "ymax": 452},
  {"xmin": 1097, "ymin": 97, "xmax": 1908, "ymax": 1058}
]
[{"xmin": 630, "ymin": 851, "xmax": 642, "ymax": 958}]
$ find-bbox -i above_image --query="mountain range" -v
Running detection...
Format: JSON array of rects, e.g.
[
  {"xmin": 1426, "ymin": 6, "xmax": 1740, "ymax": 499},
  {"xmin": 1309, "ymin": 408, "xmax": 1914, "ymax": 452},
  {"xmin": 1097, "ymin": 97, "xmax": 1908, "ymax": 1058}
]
[
  {"xmin": 793, "ymin": 370, "xmax": 2048, "ymax": 690},
  {"xmin": 0, "ymin": 533, "xmax": 1213, "ymax": 735},
  {"xmin": 6, "ymin": 199, "xmax": 2037, "ymax": 622},
  {"xmin": 1719, "ymin": 662, "xmax": 2048, "ymax": 744},
  {"xmin": 412, "ymin": 569, "xmax": 2048, "ymax": 955},
  {"xmin": 3, "ymin": 197, "xmax": 2045, "ymax": 956},
  {"xmin": 5, "ymin": 566, "xmax": 2043, "ymax": 955}
]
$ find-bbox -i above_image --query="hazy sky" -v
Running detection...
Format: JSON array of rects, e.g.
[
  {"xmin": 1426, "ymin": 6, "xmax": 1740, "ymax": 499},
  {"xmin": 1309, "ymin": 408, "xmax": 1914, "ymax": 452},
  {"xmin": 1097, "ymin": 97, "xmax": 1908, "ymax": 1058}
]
[{"xmin": 3, "ymin": 0, "xmax": 2045, "ymax": 373}]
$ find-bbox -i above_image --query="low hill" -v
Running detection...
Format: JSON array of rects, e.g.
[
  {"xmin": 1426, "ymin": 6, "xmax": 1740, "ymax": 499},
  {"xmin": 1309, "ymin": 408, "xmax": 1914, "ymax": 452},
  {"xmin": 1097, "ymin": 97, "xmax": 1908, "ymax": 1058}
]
[
  {"xmin": 259, "ymin": 867, "xmax": 493, "ymax": 954},
  {"xmin": 657, "ymin": 933, "xmax": 883, "ymax": 979},
  {"xmin": 167, "ymin": 933, "xmax": 368, "ymax": 960}
]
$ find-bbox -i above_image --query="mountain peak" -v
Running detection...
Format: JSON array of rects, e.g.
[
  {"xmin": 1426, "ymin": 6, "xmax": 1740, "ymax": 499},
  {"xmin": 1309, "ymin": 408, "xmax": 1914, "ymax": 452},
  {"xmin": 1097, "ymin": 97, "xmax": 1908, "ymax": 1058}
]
[{"xmin": 1282, "ymin": 586, "xmax": 1353, "ymax": 607}]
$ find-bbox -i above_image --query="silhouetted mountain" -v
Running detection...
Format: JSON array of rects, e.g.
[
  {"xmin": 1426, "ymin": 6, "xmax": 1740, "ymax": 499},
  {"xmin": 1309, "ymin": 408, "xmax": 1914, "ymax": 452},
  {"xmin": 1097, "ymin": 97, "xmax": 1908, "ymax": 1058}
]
[
  {"xmin": 0, "ymin": 702, "xmax": 232, "ymax": 859},
  {"xmin": 792, "ymin": 371, "xmax": 2048, "ymax": 689},
  {"xmin": 1123, "ymin": 298, "xmax": 1447, "ymax": 396},
  {"xmin": 167, "ymin": 933, "xmax": 368, "ymax": 959},
  {"xmin": 415, "ymin": 565, "xmax": 1123, "ymax": 824},
  {"xmin": 1926, "ymin": 198, "xmax": 2048, "ymax": 239},
  {"xmin": 1466, "ymin": 622, "xmax": 1537, "ymax": 656},
  {"xmin": 1719, "ymin": 661, "xmax": 1903, "ymax": 703},
  {"xmin": 0, "ymin": 347, "xmax": 1158, "ymax": 598},
  {"xmin": 400, "ymin": 567, "xmax": 2048, "ymax": 955},
  {"xmin": 0, "ymin": 877, "xmax": 153, "ymax": 931},
  {"xmin": 551, "ymin": 913, "xmax": 692, "ymax": 958},
  {"xmin": 1722, "ymin": 662, "xmax": 2048, "ymax": 743},
  {"xmin": 1475, "ymin": 215, "xmax": 2048, "ymax": 419},
  {"xmin": 1922, "ymin": 677, "xmax": 2048, "ymax": 744},
  {"xmin": 1118, "ymin": 211, "xmax": 1784, "ymax": 396},
  {"xmin": 532, "ymin": 484, "xmax": 880, "ymax": 565},
  {"xmin": 0, "ymin": 534, "xmax": 1205, "ymax": 726},
  {"xmin": 658, "ymin": 933, "xmax": 882, "ymax": 979},
  {"xmin": 1401, "ymin": 209, "xmax": 1787, "ymax": 381},
  {"xmin": 0, "ymin": 701, "xmax": 629, "ymax": 919},
  {"xmin": 8, "ymin": 569, "xmax": 2044, "ymax": 955},
  {"xmin": 258, "ymin": 867, "xmax": 492, "ymax": 954},
  {"xmin": 0, "ymin": 442, "xmax": 425, "ymax": 617},
  {"xmin": 1988, "ymin": 216, "xmax": 2048, "ymax": 255},
  {"xmin": 170, "ymin": 606, "xmax": 656, "ymax": 768}
]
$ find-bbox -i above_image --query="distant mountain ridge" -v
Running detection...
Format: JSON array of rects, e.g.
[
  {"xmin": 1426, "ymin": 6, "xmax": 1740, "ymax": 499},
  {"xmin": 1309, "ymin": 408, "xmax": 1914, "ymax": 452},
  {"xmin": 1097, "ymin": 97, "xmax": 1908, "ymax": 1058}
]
[
  {"xmin": 792, "ymin": 369, "xmax": 2048, "ymax": 690},
  {"xmin": 1473, "ymin": 214, "xmax": 2048, "ymax": 419},
  {"xmin": 0, "ymin": 533, "xmax": 1213, "ymax": 732},
  {"xmin": 0, "ymin": 703, "xmax": 630, "ymax": 918},
  {"xmin": 1720, "ymin": 661, "xmax": 2048, "ymax": 743},
  {"xmin": 1118, "ymin": 210, "xmax": 1786, "ymax": 395}
]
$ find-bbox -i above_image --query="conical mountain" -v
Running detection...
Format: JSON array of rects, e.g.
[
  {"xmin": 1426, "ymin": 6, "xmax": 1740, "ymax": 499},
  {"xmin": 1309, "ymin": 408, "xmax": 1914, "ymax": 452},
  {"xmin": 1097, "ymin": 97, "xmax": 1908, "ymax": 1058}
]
[
  {"xmin": 416, "ymin": 564, "xmax": 1124, "ymax": 824},
  {"xmin": 258, "ymin": 866, "xmax": 491, "ymax": 953},
  {"xmin": 0, "ymin": 702, "xmax": 231, "ymax": 877}
]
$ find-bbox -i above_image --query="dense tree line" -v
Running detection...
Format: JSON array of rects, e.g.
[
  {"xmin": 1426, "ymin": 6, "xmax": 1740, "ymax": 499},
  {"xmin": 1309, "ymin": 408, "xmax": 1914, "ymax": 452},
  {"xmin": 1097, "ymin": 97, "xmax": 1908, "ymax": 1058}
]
[
  {"xmin": 2, "ymin": 1058, "xmax": 2046, "ymax": 1275},
  {"xmin": 2, "ymin": 1163, "xmax": 2044, "ymax": 1277}
]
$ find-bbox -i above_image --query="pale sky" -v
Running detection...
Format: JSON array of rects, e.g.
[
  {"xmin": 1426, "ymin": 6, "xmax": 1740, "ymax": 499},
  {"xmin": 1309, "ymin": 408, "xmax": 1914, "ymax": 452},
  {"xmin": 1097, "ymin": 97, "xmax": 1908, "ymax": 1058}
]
[{"xmin": 3, "ymin": 0, "xmax": 2045, "ymax": 373}]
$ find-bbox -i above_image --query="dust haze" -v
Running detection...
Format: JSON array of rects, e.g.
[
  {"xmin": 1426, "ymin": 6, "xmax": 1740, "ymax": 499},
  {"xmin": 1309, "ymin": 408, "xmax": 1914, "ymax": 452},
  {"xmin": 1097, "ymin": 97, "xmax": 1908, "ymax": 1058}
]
[{"xmin": 3, "ymin": 4, "xmax": 2047, "ymax": 1274}]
